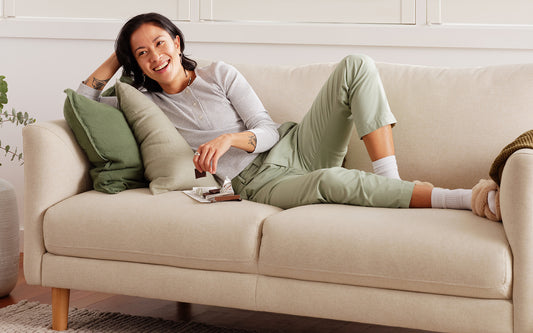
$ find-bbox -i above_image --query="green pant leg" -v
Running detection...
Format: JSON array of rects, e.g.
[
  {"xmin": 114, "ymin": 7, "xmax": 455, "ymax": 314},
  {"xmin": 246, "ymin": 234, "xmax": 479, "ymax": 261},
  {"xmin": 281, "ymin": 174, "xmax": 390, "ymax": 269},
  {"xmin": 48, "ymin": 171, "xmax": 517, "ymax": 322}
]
[
  {"xmin": 235, "ymin": 55, "xmax": 408, "ymax": 208},
  {"xmin": 295, "ymin": 54, "xmax": 397, "ymax": 171},
  {"xmin": 249, "ymin": 166, "xmax": 415, "ymax": 209}
]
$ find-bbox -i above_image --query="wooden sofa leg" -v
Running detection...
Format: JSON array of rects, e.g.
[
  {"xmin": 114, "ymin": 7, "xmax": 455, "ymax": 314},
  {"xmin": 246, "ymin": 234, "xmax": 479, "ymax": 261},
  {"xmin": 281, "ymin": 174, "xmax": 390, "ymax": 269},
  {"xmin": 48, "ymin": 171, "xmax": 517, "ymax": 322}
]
[
  {"xmin": 177, "ymin": 302, "xmax": 191, "ymax": 321},
  {"xmin": 52, "ymin": 288, "xmax": 70, "ymax": 331}
]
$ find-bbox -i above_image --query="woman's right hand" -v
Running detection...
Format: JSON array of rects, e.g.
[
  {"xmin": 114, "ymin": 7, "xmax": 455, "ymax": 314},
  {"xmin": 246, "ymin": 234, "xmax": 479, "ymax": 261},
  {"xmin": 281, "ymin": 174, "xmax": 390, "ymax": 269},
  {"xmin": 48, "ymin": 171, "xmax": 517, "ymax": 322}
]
[{"xmin": 83, "ymin": 53, "xmax": 121, "ymax": 91}]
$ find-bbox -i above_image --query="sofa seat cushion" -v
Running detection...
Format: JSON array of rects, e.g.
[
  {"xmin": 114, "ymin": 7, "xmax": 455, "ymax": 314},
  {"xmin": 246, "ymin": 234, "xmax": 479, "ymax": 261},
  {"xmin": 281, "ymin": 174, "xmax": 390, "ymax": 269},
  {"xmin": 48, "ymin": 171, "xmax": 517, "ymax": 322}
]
[
  {"xmin": 259, "ymin": 204, "xmax": 512, "ymax": 299},
  {"xmin": 43, "ymin": 189, "xmax": 282, "ymax": 274}
]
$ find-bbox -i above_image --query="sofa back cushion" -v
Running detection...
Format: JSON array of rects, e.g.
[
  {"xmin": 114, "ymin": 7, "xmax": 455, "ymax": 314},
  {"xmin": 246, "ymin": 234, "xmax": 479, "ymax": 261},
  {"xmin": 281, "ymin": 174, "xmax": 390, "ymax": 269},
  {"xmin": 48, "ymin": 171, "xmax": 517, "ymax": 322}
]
[{"xmin": 231, "ymin": 60, "xmax": 533, "ymax": 189}]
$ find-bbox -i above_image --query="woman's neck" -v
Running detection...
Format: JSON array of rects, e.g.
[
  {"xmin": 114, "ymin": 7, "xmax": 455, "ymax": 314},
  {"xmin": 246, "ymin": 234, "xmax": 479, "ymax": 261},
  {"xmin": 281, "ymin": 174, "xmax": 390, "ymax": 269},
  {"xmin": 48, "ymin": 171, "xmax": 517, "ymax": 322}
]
[{"xmin": 162, "ymin": 69, "xmax": 195, "ymax": 94}]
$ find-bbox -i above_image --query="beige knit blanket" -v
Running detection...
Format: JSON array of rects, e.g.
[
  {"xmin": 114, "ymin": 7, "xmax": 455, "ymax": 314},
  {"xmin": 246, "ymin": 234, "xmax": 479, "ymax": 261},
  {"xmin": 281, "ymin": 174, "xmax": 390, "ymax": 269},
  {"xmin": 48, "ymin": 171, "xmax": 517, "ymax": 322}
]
[{"xmin": 490, "ymin": 130, "xmax": 533, "ymax": 185}]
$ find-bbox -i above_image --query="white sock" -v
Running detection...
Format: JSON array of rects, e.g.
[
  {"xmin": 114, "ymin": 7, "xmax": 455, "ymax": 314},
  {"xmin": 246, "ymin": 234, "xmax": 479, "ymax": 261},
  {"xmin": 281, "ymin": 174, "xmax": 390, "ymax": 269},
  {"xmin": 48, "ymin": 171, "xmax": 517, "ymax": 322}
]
[
  {"xmin": 431, "ymin": 188, "xmax": 472, "ymax": 210},
  {"xmin": 487, "ymin": 190, "xmax": 497, "ymax": 215},
  {"xmin": 372, "ymin": 155, "xmax": 401, "ymax": 180}
]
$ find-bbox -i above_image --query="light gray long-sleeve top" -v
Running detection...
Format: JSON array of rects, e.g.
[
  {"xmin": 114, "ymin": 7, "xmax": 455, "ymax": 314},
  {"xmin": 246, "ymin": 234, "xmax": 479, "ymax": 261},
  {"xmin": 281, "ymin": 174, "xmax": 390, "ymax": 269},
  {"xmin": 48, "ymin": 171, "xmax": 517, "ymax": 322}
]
[{"xmin": 77, "ymin": 61, "xmax": 280, "ymax": 183}]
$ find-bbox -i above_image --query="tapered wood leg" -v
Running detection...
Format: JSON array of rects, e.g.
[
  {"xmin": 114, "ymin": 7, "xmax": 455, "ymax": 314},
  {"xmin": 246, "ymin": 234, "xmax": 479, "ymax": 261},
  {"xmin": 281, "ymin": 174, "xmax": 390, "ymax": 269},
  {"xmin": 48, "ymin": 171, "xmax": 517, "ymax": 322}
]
[
  {"xmin": 177, "ymin": 301, "xmax": 191, "ymax": 321},
  {"xmin": 52, "ymin": 288, "xmax": 70, "ymax": 331}
]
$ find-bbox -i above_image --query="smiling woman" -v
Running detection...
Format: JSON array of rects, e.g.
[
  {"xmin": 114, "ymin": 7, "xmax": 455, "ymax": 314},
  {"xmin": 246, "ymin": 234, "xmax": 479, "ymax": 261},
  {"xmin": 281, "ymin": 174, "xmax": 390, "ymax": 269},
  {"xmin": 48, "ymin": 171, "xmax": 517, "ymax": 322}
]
[{"xmin": 76, "ymin": 12, "xmax": 501, "ymax": 219}]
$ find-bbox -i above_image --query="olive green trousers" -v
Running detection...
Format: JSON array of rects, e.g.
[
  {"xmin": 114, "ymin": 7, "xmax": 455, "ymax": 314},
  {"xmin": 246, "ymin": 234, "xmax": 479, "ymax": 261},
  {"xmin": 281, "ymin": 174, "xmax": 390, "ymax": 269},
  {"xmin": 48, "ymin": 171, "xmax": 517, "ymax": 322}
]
[{"xmin": 232, "ymin": 55, "xmax": 415, "ymax": 209}]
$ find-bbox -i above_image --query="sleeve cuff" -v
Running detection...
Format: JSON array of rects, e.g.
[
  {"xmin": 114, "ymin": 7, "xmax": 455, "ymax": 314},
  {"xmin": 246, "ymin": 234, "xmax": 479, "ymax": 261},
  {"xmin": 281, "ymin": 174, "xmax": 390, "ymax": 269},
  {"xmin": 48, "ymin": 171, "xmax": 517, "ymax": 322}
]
[{"xmin": 76, "ymin": 82, "xmax": 101, "ymax": 100}]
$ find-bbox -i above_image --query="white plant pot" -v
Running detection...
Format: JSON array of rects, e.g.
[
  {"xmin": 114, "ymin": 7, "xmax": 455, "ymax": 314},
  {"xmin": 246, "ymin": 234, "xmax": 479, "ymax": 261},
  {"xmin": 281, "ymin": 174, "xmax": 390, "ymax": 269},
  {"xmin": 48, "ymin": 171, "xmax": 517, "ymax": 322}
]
[{"xmin": 0, "ymin": 178, "xmax": 19, "ymax": 297}]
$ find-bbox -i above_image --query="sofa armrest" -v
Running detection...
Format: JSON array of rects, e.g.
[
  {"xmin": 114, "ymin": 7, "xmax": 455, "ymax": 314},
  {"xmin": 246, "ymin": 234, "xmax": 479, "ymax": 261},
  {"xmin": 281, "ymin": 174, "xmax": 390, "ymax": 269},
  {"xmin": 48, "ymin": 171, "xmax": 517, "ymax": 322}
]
[
  {"xmin": 23, "ymin": 120, "xmax": 91, "ymax": 285},
  {"xmin": 500, "ymin": 148, "xmax": 533, "ymax": 333}
]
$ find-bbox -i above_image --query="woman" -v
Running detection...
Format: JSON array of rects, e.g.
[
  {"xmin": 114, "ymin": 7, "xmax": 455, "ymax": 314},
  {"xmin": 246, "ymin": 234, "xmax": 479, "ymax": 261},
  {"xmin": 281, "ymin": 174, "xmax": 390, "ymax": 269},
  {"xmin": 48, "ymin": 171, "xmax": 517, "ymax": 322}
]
[{"xmin": 78, "ymin": 12, "xmax": 499, "ymax": 219}]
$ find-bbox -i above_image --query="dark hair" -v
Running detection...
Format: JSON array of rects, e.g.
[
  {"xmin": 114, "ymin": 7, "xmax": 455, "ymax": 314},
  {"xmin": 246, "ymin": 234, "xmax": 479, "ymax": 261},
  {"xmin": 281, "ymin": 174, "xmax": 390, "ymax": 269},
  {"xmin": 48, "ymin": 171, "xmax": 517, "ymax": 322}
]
[{"xmin": 115, "ymin": 12, "xmax": 197, "ymax": 92}]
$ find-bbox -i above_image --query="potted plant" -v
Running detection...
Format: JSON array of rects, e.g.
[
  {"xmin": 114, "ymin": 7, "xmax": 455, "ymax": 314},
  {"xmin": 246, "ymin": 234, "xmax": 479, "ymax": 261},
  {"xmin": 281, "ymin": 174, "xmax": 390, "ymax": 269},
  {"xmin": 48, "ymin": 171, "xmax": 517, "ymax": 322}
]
[{"xmin": 0, "ymin": 75, "xmax": 35, "ymax": 297}]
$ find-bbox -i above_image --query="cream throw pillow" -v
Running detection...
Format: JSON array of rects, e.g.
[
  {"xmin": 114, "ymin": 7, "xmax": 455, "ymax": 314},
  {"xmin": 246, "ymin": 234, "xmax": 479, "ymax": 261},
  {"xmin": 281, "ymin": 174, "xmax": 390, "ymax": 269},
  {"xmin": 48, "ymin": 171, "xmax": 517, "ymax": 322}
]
[{"xmin": 115, "ymin": 80, "xmax": 219, "ymax": 194}]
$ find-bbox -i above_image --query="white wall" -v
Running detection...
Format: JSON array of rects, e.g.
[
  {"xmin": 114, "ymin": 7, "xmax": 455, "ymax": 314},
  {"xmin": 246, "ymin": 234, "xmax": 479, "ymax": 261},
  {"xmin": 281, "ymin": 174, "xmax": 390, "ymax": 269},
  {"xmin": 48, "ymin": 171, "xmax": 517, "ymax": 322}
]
[{"xmin": 1, "ymin": 4, "xmax": 533, "ymax": 231}]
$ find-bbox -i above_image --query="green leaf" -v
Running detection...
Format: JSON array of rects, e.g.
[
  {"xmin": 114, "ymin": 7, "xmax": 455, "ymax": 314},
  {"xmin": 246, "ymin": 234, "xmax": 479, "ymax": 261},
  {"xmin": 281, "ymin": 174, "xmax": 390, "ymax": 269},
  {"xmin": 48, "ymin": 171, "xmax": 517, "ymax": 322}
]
[
  {"xmin": 5, "ymin": 145, "xmax": 10, "ymax": 154},
  {"xmin": 0, "ymin": 76, "xmax": 7, "ymax": 109}
]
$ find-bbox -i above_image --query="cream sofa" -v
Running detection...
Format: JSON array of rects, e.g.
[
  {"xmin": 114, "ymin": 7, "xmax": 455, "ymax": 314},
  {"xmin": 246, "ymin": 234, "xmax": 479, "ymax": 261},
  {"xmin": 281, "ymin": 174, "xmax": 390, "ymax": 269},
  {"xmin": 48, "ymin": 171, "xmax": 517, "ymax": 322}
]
[{"xmin": 23, "ymin": 58, "xmax": 533, "ymax": 333}]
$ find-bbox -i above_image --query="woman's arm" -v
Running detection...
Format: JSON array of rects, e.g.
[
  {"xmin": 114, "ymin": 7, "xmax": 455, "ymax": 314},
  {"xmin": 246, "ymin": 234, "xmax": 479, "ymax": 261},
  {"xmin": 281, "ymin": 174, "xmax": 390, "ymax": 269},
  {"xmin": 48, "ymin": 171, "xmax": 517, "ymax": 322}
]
[{"xmin": 83, "ymin": 53, "xmax": 121, "ymax": 91}]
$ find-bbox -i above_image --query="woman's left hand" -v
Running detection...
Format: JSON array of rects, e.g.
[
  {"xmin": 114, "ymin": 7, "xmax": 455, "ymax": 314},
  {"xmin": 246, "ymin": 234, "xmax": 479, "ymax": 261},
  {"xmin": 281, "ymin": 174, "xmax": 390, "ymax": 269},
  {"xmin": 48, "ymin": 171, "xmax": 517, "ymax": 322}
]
[
  {"xmin": 193, "ymin": 134, "xmax": 233, "ymax": 175},
  {"xmin": 193, "ymin": 131, "xmax": 257, "ymax": 175}
]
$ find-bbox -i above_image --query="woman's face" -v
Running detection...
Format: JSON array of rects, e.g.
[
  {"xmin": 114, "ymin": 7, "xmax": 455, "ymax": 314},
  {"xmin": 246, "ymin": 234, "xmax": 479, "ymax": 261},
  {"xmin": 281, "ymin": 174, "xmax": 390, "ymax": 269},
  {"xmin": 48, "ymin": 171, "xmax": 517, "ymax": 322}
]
[{"xmin": 130, "ymin": 23, "xmax": 183, "ymax": 92}]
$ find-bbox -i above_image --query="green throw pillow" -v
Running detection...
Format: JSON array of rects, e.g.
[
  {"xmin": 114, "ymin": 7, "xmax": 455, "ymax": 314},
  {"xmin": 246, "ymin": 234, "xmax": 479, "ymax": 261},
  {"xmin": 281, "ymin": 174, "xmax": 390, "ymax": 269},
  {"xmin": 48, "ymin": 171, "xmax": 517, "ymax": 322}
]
[
  {"xmin": 63, "ymin": 89, "xmax": 147, "ymax": 193},
  {"xmin": 114, "ymin": 80, "xmax": 219, "ymax": 194}
]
